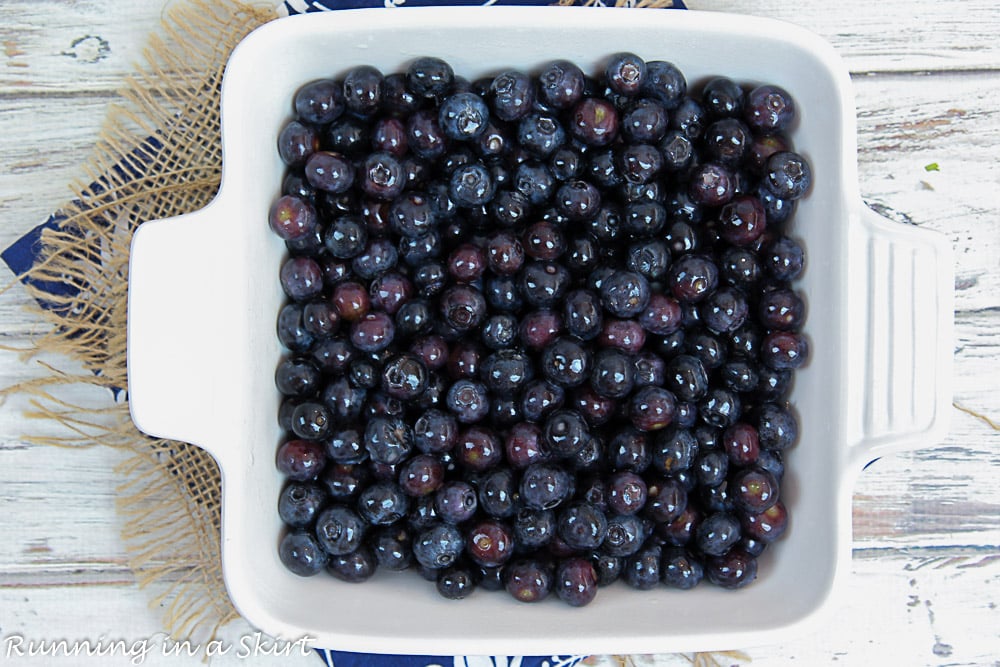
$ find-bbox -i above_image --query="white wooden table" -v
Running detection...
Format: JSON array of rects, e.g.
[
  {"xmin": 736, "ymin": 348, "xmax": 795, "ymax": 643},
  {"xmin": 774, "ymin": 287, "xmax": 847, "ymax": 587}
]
[{"xmin": 1, "ymin": 1, "xmax": 997, "ymax": 665}]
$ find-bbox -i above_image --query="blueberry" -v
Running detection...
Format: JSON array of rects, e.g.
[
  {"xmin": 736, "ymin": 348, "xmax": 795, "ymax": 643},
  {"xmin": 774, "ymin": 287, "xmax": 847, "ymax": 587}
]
[
  {"xmin": 659, "ymin": 130, "xmax": 695, "ymax": 173},
  {"xmin": 562, "ymin": 289, "xmax": 603, "ymax": 341},
  {"xmin": 765, "ymin": 151, "xmax": 812, "ymax": 200},
  {"xmin": 279, "ymin": 531, "xmax": 327, "ymax": 576},
  {"xmin": 466, "ymin": 519, "xmax": 515, "ymax": 568},
  {"xmin": 489, "ymin": 70, "xmax": 535, "ymax": 121},
  {"xmin": 592, "ymin": 553, "xmax": 624, "ymax": 586},
  {"xmin": 518, "ymin": 113, "xmax": 566, "ymax": 158},
  {"xmin": 569, "ymin": 98, "xmax": 619, "ymax": 147},
  {"xmin": 445, "ymin": 379, "xmax": 490, "ymax": 424},
  {"xmin": 537, "ymin": 60, "xmax": 585, "ymax": 109},
  {"xmin": 455, "ymin": 426, "xmax": 503, "ymax": 472},
  {"xmin": 514, "ymin": 507, "xmax": 556, "ymax": 550},
  {"xmin": 480, "ymin": 349, "xmax": 534, "ymax": 394},
  {"xmin": 438, "ymin": 92, "xmax": 490, "ymax": 141},
  {"xmin": 406, "ymin": 56, "xmax": 454, "ymax": 98},
  {"xmin": 651, "ymin": 426, "xmax": 699, "ymax": 474},
  {"xmin": 624, "ymin": 545, "xmax": 662, "ymax": 590},
  {"xmin": 350, "ymin": 311, "xmax": 395, "ymax": 353},
  {"xmin": 704, "ymin": 118, "xmax": 751, "ymax": 168},
  {"xmin": 520, "ymin": 380, "xmax": 565, "ymax": 425},
  {"xmin": 437, "ymin": 566, "xmax": 477, "ymax": 600},
  {"xmin": 352, "ymin": 237, "xmax": 398, "ymax": 280},
  {"xmin": 364, "ymin": 416, "xmax": 413, "ymax": 465},
  {"xmin": 414, "ymin": 522, "xmax": 464, "ymax": 570},
  {"xmin": 543, "ymin": 409, "xmax": 591, "ymax": 459},
  {"xmin": 358, "ymin": 151, "xmax": 405, "ymax": 200},
  {"xmin": 327, "ymin": 545, "xmax": 378, "ymax": 583},
  {"xmin": 627, "ymin": 240, "xmax": 671, "ymax": 281},
  {"xmin": 706, "ymin": 549, "xmax": 757, "ymax": 589},
  {"xmin": 357, "ymin": 482, "xmax": 410, "ymax": 526},
  {"xmin": 762, "ymin": 331, "xmax": 809, "ymax": 370},
  {"xmin": 696, "ymin": 511, "xmax": 742, "ymax": 557},
  {"xmin": 616, "ymin": 143, "xmax": 663, "ymax": 185},
  {"xmin": 290, "ymin": 401, "xmax": 331, "ymax": 441},
  {"xmin": 322, "ymin": 463, "xmax": 370, "ymax": 502},
  {"xmin": 438, "ymin": 285, "xmax": 486, "ymax": 332},
  {"xmin": 395, "ymin": 299, "xmax": 434, "ymax": 339},
  {"xmin": 590, "ymin": 348, "xmax": 635, "ymax": 399},
  {"xmin": 644, "ymin": 476, "xmax": 688, "ymax": 525},
  {"xmin": 481, "ymin": 314, "xmax": 519, "ymax": 350},
  {"xmin": 373, "ymin": 525, "xmax": 414, "ymax": 570},
  {"xmin": 278, "ymin": 482, "xmax": 328, "ymax": 528},
  {"xmin": 641, "ymin": 61, "xmax": 686, "ymax": 109},
  {"xmin": 660, "ymin": 548, "xmax": 704, "ymax": 590},
  {"xmin": 276, "ymin": 439, "xmax": 326, "ymax": 481},
  {"xmin": 343, "ymin": 65, "xmax": 383, "ymax": 116},
  {"xmin": 449, "ymin": 162, "xmax": 495, "ymax": 207},
  {"xmin": 700, "ymin": 286, "xmax": 749, "ymax": 334},
  {"xmin": 557, "ymin": 502, "xmax": 608, "ymax": 551},
  {"xmin": 757, "ymin": 402, "xmax": 799, "ymax": 450},
  {"xmin": 277, "ymin": 122, "xmax": 318, "ymax": 169},
  {"xmin": 605, "ymin": 52, "xmax": 647, "ymax": 96},
  {"xmin": 764, "ymin": 236, "xmax": 805, "ymax": 281},
  {"xmin": 381, "ymin": 353, "xmax": 428, "ymax": 400},
  {"xmin": 269, "ymin": 194, "xmax": 318, "ymax": 242},
  {"xmin": 434, "ymin": 481, "xmax": 478, "ymax": 524},
  {"xmin": 324, "ymin": 115, "xmax": 369, "ymax": 157},
  {"xmin": 549, "ymin": 147, "xmax": 583, "ymax": 181},
  {"xmin": 629, "ymin": 386, "xmax": 677, "ymax": 432},
  {"xmin": 305, "ymin": 151, "xmax": 354, "ymax": 194},
  {"xmin": 555, "ymin": 557, "xmax": 599, "ymax": 607},
  {"xmin": 484, "ymin": 275, "xmax": 523, "ymax": 313},
  {"xmin": 541, "ymin": 337, "xmax": 590, "ymax": 388},
  {"xmin": 719, "ymin": 195, "xmax": 767, "ymax": 247},
  {"xmin": 479, "ymin": 468, "xmax": 518, "ymax": 519},
  {"xmin": 668, "ymin": 255, "xmax": 719, "ymax": 304},
  {"xmin": 316, "ymin": 505, "xmax": 367, "ymax": 555},
  {"xmin": 745, "ymin": 84, "xmax": 796, "ymax": 135},
  {"xmin": 606, "ymin": 427, "xmax": 650, "ymax": 473},
  {"xmin": 505, "ymin": 559, "xmax": 553, "ymax": 603},
  {"xmin": 600, "ymin": 271, "xmax": 651, "ymax": 319},
  {"xmin": 702, "ymin": 76, "xmax": 744, "ymax": 119},
  {"xmin": 399, "ymin": 454, "xmax": 446, "ymax": 497},
  {"xmin": 518, "ymin": 261, "xmax": 571, "ymax": 309},
  {"xmin": 758, "ymin": 288, "xmax": 806, "ymax": 331},
  {"xmin": 520, "ymin": 463, "xmax": 573, "ymax": 511},
  {"xmin": 294, "ymin": 78, "xmax": 344, "ymax": 125},
  {"xmin": 407, "ymin": 109, "xmax": 448, "ymax": 160}
]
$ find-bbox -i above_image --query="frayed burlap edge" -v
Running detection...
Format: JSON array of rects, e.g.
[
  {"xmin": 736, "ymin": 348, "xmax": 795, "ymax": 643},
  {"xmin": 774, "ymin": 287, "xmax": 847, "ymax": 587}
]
[
  {"xmin": 1, "ymin": 0, "xmax": 275, "ymax": 643},
  {"xmin": 0, "ymin": 0, "xmax": 751, "ymax": 663}
]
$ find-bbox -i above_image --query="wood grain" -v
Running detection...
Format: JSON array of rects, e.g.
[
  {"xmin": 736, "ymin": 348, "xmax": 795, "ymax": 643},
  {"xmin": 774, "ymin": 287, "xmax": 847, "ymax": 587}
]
[{"xmin": 1, "ymin": 0, "xmax": 998, "ymax": 664}]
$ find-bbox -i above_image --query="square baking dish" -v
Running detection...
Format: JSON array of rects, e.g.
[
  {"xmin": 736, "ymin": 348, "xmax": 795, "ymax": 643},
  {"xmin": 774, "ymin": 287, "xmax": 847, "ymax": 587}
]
[{"xmin": 126, "ymin": 6, "xmax": 953, "ymax": 655}]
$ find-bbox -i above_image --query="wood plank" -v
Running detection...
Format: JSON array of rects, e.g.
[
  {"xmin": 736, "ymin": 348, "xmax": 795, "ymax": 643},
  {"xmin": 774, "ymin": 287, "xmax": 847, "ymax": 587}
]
[
  {"xmin": 0, "ymin": 583, "xmax": 316, "ymax": 666},
  {"xmin": 705, "ymin": 0, "xmax": 1000, "ymax": 74},
  {"xmin": 0, "ymin": 0, "xmax": 167, "ymax": 94},
  {"xmin": 0, "ymin": 0, "xmax": 998, "ymax": 97},
  {"xmin": 852, "ymin": 72, "xmax": 1000, "ymax": 315},
  {"xmin": 0, "ymin": 94, "xmax": 120, "ymax": 231}
]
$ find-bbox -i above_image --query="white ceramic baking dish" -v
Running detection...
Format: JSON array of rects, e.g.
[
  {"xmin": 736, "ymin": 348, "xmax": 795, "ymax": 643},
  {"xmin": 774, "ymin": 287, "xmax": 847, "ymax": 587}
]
[{"xmin": 126, "ymin": 7, "xmax": 953, "ymax": 656}]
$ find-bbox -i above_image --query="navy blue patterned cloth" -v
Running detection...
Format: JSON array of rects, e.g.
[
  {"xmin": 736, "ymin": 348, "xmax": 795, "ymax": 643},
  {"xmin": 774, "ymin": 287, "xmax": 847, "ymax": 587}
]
[
  {"xmin": 280, "ymin": 0, "xmax": 684, "ymax": 15},
  {"xmin": 1, "ymin": 1, "xmax": 684, "ymax": 665}
]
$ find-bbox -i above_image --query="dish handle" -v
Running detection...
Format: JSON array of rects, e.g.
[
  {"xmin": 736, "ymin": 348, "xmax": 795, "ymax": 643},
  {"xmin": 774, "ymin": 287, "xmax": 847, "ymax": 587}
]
[
  {"xmin": 850, "ymin": 204, "xmax": 954, "ymax": 468},
  {"xmin": 127, "ymin": 205, "xmax": 223, "ymax": 454}
]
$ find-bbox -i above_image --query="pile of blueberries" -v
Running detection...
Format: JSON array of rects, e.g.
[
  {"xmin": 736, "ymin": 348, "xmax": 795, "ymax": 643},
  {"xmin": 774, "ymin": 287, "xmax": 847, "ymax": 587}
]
[{"xmin": 269, "ymin": 53, "xmax": 809, "ymax": 607}]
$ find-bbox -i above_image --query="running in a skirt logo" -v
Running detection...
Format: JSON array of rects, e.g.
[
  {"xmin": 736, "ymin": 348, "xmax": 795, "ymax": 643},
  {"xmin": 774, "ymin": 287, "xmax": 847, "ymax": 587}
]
[{"xmin": 2, "ymin": 631, "xmax": 315, "ymax": 663}]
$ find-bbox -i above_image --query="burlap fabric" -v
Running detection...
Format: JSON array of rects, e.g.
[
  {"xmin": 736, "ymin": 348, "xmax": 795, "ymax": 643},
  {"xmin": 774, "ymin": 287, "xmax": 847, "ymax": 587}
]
[{"xmin": 0, "ymin": 2, "xmax": 750, "ymax": 665}]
